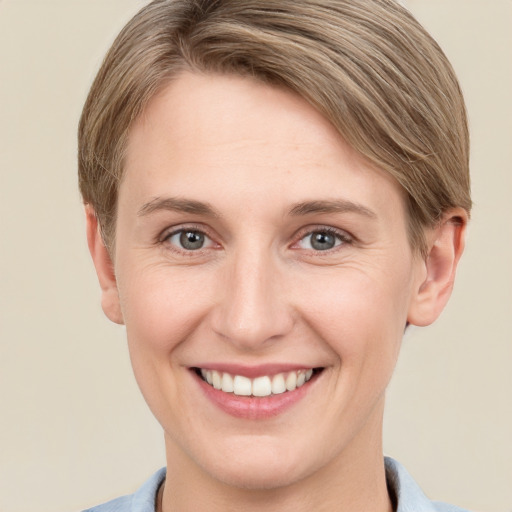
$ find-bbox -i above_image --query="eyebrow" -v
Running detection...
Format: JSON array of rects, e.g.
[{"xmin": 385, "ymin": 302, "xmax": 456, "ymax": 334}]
[
  {"xmin": 288, "ymin": 200, "xmax": 377, "ymax": 219},
  {"xmin": 138, "ymin": 196, "xmax": 376, "ymax": 220},
  {"xmin": 138, "ymin": 197, "xmax": 220, "ymax": 217}
]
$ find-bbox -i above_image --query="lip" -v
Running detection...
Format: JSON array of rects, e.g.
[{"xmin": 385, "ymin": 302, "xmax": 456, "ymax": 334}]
[{"xmin": 191, "ymin": 365, "xmax": 322, "ymax": 419}]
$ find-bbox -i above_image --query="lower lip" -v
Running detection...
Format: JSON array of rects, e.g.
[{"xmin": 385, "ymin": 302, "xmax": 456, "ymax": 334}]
[{"xmin": 193, "ymin": 371, "xmax": 318, "ymax": 420}]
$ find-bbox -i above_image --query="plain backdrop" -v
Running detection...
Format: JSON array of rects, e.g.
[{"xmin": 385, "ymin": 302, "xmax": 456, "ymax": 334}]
[{"xmin": 0, "ymin": 1, "xmax": 511, "ymax": 511}]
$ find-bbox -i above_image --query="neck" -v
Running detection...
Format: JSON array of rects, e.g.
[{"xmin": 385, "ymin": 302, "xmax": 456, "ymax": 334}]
[{"xmin": 160, "ymin": 404, "xmax": 392, "ymax": 512}]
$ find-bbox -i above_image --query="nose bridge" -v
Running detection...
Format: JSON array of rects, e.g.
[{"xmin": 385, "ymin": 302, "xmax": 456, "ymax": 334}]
[{"xmin": 213, "ymin": 242, "xmax": 292, "ymax": 349}]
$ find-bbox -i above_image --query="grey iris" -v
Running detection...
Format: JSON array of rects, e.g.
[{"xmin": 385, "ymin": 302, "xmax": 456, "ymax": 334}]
[
  {"xmin": 180, "ymin": 231, "xmax": 205, "ymax": 250},
  {"xmin": 311, "ymin": 232, "xmax": 336, "ymax": 250}
]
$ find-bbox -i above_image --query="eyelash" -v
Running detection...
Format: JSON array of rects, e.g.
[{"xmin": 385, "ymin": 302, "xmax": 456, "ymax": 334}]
[
  {"xmin": 160, "ymin": 224, "xmax": 217, "ymax": 255},
  {"xmin": 159, "ymin": 225, "xmax": 353, "ymax": 254},
  {"xmin": 293, "ymin": 226, "xmax": 353, "ymax": 253}
]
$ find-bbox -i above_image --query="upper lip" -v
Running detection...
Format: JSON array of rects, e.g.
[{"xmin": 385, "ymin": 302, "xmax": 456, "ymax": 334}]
[{"xmin": 191, "ymin": 363, "xmax": 320, "ymax": 378}]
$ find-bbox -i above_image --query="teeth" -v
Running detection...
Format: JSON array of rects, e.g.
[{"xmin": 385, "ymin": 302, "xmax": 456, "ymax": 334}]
[
  {"xmin": 233, "ymin": 375, "xmax": 252, "ymax": 396},
  {"xmin": 221, "ymin": 372, "xmax": 234, "ymax": 393},
  {"xmin": 285, "ymin": 372, "xmax": 297, "ymax": 391},
  {"xmin": 212, "ymin": 371, "xmax": 222, "ymax": 390},
  {"xmin": 271, "ymin": 373, "xmax": 286, "ymax": 394},
  {"xmin": 199, "ymin": 368, "xmax": 316, "ymax": 396},
  {"xmin": 252, "ymin": 376, "xmax": 272, "ymax": 397}
]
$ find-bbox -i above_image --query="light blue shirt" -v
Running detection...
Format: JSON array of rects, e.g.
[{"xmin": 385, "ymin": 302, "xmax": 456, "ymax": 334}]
[{"xmin": 82, "ymin": 457, "xmax": 470, "ymax": 512}]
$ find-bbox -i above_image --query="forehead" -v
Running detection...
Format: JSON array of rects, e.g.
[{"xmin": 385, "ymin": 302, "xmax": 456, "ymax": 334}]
[
  {"xmin": 122, "ymin": 71, "xmax": 406, "ymax": 224},
  {"xmin": 128, "ymin": 71, "xmax": 352, "ymax": 168}
]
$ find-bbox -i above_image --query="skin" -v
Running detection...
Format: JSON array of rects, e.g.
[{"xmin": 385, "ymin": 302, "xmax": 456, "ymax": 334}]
[{"xmin": 87, "ymin": 71, "xmax": 467, "ymax": 512}]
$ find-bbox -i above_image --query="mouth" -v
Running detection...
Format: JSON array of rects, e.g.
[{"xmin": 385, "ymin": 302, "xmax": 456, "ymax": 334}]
[{"xmin": 194, "ymin": 367, "xmax": 323, "ymax": 397}]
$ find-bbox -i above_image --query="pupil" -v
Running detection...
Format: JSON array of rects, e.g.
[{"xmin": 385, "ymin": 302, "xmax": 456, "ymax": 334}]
[
  {"xmin": 311, "ymin": 232, "xmax": 335, "ymax": 250},
  {"xmin": 180, "ymin": 231, "xmax": 204, "ymax": 250}
]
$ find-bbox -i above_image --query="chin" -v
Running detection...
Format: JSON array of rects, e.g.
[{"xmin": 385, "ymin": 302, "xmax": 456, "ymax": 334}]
[
  {"xmin": 210, "ymin": 462, "xmax": 306, "ymax": 491},
  {"xmin": 195, "ymin": 438, "xmax": 319, "ymax": 491}
]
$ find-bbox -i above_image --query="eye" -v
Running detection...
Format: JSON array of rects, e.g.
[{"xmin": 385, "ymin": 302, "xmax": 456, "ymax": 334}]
[
  {"xmin": 166, "ymin": 229, "xmax": 215, "ymax": 251},
  {"xmin": 297, "ymin": 229, "xmax": 349, "ymax": 251}
]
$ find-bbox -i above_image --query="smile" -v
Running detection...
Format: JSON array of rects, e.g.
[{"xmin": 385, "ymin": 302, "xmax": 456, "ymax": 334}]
[{"xmin": 197, "ymin": 368, "xmax": 317, "ymax": 397}]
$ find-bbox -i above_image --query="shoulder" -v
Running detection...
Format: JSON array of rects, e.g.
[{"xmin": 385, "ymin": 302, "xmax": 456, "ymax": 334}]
[
  {"xmin": 431, "ymin": 503, "xmax": 471, "ymax": 512},
  {"xmin": 82, "ymin": 494, "xmax": 132, "ymax": 512},
  {"xmin": 385, "ymin": 457, "xmax": 471, "ymax": 512},
  {"xmin": 82, "ymin": 467, "xmax": 166, "ymax": 512}
]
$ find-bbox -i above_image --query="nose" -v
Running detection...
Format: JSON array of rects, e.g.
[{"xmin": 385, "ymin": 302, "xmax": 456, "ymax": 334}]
[{"xmin": 211, "ymin": 247, "xmax": 294, "ymax": 351}]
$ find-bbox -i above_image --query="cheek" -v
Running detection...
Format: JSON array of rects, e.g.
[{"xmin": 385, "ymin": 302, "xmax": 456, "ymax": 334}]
[
  {"xmin": 117, "ymin": 266, "xmax": 213, "ymax": 428},
  {"xmin": 301, "ymin": 266, "xmax": 409, "ymax": 324},
  {"xmin": 118, "ymin": 263, "xmax": 215, "ymax": 353},
  {"xmin": 294, "ymin": 265, "xmax": 412, "ymax": 365}
]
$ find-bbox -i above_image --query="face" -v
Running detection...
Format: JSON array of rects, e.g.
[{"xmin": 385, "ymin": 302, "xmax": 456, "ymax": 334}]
[{"xmin": 109, "ymin": 72, "xmax": 428, "ymax": 489}]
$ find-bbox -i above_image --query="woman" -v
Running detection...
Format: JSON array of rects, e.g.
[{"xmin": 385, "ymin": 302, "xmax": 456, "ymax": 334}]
[{"xmin": 79, "ymin": 0, "xmax": 471, "ymax": 510}]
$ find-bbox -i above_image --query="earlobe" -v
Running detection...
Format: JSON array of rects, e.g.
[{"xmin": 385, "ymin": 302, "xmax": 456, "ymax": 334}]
[
  {"xmin": 407, "ymin": 209, "xmax": 468, "ymax": 327},
  {"xmin": 85, "ymin": 206, "xmax": 124, "ymax": 325}
]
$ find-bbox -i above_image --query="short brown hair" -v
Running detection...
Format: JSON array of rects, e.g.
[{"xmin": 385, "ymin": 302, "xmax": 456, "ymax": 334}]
[{"xmin": 78, "ymin": 0, "xmax": 471, "ymax": 254}]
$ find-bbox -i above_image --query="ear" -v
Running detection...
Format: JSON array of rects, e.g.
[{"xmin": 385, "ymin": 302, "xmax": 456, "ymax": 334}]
[
  {"xmin": 407, "ymin": 208, "xmax": 468, "ymax": 327},
  {"xmin": 85, "ymin": 205, "xmax": 124, "ymax": 325}
]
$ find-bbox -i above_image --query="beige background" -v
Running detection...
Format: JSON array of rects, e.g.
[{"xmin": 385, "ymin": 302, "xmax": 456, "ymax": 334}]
[{"xmin": 0, "ymin": 1, "xmax": 511, "ymax": 511}]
